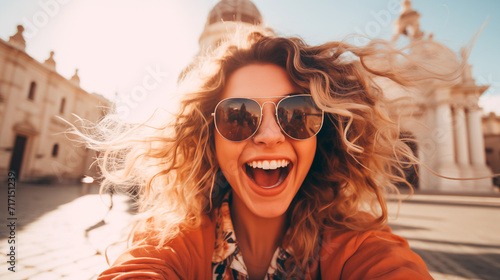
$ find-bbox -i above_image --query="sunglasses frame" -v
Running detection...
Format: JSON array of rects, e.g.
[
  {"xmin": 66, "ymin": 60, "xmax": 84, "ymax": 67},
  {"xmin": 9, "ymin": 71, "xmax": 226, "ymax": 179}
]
[{"xmin": 211, "ymin": 94, "xmax": 324, "ymax": 142}]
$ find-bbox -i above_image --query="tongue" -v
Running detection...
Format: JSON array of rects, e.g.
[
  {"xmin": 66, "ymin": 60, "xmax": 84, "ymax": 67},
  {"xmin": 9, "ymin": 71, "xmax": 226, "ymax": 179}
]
[{"xmin": 253, "ymin": 168, "xmax": 281, "ymax": 187}]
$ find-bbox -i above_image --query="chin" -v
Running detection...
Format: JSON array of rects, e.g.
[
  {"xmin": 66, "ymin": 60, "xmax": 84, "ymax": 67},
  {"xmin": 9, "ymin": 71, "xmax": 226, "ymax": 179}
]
[{"xmin": 249, "ymin": 201, "xmax": 291, "ymax": 219}]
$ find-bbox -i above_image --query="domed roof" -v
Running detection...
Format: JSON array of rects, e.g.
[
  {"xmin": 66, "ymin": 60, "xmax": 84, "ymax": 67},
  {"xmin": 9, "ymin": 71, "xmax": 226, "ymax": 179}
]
[
  {"xmin": 405, "ymin": 38, "xmax": 463, "ymax": 87},
  {"xmin": 410, "ymin": 39, "xmax": 460, "ymax": 69},
  {"xmin": 206, "ymin": 0, "xmax": 262, "ymax": 26}
]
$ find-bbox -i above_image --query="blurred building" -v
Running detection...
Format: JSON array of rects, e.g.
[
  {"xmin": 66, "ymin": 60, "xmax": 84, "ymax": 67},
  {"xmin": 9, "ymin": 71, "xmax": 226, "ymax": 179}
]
[
  {"xmin": 483, "ymin": 112, "xmax": 500, "ymax": 187},
  {"xmin": 179, "ymin": 0, "xmax": 270, "ymax": 81},
  {"xmin": 199, "ymin": 0, "xmax": 265, "ymax": 50},
  {"xmin": 382, "ymin": 0, "xmax": 493, "ymax": 192},
  {"xmin": 201, "ymin": 0, "xmax": 494, "ymax": 192},
  {"xmin": 0, "ymin": 25, "xmax": 110, "ymax": 183}
]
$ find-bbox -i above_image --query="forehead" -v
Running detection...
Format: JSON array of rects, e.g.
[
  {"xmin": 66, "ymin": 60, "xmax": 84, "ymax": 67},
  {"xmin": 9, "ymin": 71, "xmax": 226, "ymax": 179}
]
[{"xmin": 220, "ymin": 63, "xmax": 302, "ymax": 100}]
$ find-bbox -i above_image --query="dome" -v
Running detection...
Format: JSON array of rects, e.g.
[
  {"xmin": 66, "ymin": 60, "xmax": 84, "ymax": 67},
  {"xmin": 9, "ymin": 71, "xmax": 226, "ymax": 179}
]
[
  {"xmin": 206, "ymin": 0, "xmax": 262, "ymax": 26},
  {"xmin": 410, "ymin": 39, "xmax": 460, "ymax": 71},
  {"xmin": 405, "ymin": 38, "xmax": 463, "ymax": 88}
]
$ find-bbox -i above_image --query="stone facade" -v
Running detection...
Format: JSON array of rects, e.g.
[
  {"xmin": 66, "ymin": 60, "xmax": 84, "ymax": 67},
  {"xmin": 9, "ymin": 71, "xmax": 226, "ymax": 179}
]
[{"xmin": 0, "ymin": 25, "xmax": 110, "ymax": 183}]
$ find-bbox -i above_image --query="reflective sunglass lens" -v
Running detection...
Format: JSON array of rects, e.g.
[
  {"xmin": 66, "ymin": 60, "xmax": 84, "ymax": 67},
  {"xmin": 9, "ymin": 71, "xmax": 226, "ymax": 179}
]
[
  {"xmin": 278, "ymin": 96, "xmax": 323, "ymax": 140},
  {"xmin": 215, "ymin": 98, "xmax": 261, "ymax": 141}
]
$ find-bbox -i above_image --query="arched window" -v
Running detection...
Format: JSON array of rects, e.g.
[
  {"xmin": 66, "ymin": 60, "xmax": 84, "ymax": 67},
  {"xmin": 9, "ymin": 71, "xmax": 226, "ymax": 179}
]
[
  {"xmin": 51, "ymin": 144, "xmax": 59, "ymax": 157},
  {"xmin": 59, "ymin": 98, "xmax": 66, "ymax": 114},
  {"xmin": 28, "ymin": 81, "xmax": 36, "ymax": 100}
]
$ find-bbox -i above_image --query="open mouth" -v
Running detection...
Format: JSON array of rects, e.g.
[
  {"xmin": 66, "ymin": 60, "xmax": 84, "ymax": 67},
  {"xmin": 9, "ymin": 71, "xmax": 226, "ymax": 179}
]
[{"xmin": 245, "ymin": 160, "xmax": 292, "ymax": 189}]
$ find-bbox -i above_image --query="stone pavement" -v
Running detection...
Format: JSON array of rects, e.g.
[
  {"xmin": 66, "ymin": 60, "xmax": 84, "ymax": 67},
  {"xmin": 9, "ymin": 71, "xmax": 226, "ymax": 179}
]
[
  {"xmin": 0, "ymin": 183, "xmax": 134, "ymax": 280},
  {"xmin": 0, "ymin": 183, "xmax": 499, "ymax": 280},
  {"xmin": 388, "ymin": 192, "xmax": 500, "ymax": 280}
]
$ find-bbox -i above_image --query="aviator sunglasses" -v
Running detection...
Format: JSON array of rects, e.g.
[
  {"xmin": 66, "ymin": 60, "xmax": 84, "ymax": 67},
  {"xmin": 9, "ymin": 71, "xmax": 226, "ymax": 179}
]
[{"xmin": 212, "ymin": 94, "xmax": 324, "ymax": 142}]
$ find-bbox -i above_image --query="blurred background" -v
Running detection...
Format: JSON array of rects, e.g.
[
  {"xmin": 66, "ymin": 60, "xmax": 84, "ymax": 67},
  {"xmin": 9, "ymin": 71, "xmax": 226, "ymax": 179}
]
[{"xmin": 0, "ymin": 0, "xmax": 499, "ymax": 279}]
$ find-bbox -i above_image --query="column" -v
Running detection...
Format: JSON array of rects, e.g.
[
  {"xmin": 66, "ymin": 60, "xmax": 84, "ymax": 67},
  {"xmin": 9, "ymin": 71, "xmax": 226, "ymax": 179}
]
[
  {"xmin": 435, "ymin": 102, "xmax": 456, "ymax": 165},
  {"xmin": 453, "ymin": 103, "xmax": 476, "ymax": 189},
  {"xmin": 431, "ymin": 101, "xmax": 464, "ymax": 191},
  {"xmin": 466, "ymin": 105, "xmax": 494, "ymax": 190},
  {"xmin": 453, "ymin": 104, "xmax": 470, "ymax": 166},
  {"xmin": 467, "ymin": 106, "xmax": 487, "ymax": 167}
]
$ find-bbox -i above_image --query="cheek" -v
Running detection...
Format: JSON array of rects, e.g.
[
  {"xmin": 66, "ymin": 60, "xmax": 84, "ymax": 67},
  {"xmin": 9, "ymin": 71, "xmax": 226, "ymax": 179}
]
[
  {"xmin": 296, "ymin": 138, "xmax": 317, "ymax": 171},
  {"xmin": 215, "ymin": 134, "xmax": 241, "ymax": 182}
]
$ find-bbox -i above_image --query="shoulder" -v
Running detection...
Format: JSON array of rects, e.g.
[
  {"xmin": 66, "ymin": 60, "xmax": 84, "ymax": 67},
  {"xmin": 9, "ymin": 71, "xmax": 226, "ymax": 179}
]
[
  {"xmin": 98, "ymin": 215, "xmax": 216, "ymax": 280},
  {"xmin": 319, "ymin": 226, "xmax": 433, "ymax": 279}
]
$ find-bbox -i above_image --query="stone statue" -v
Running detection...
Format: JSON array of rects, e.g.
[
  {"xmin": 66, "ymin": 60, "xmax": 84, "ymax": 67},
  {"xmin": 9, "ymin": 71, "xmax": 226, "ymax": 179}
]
[
  {"xmin": 70, "ymin": 69, "xmax": 80, "ymax": 86},
  {"xmin": 392, "ymin": 0, "xmax": 424, "ymax": 41},
  {"xmin": 8, "ymin": 25, "xmax": 26, "ymax": 51},
  {"xmin": 44, "ymin": 51, "xmax": 56, "ymax": 70}
]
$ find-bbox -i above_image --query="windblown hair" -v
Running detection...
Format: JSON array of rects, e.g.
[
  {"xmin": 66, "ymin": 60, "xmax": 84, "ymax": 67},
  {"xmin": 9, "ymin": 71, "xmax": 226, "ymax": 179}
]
[{"xmin": 85, "ymin": 26, "xmax": 463, "ymax": 272}]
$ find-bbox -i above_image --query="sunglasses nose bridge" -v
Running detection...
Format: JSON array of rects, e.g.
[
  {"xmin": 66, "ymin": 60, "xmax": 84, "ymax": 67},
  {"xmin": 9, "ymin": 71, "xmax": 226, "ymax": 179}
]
[
  {"xmin": 260, "ymin": 101, "xmax": 278, "ymax": 119},
  {"xmin": 253, "ymin": 101, "xmax": 285, "ymax": 141},
  {"xmin": 260, "ymin": 101, "xmax": 277, "ymax": 110}
]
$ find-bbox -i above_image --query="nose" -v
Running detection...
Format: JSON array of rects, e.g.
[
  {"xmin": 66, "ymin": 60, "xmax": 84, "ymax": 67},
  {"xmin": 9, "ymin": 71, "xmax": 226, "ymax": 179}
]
[{"xmin": 253, "ymin": 103, "xmax": 285, "ymax": 146}]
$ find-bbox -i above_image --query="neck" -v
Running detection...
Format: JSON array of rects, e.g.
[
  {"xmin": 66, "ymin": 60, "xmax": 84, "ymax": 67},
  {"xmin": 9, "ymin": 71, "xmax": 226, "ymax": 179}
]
[{"xmin": 230, "ymin": 194, "xmax": 287, "ymax": 258}]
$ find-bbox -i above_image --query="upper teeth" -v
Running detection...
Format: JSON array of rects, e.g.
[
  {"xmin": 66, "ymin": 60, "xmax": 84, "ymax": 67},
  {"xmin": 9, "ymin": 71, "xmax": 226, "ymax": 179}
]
[{"xmin": 247, "ymin": 160, "xmax": 290, "ymax": 170}]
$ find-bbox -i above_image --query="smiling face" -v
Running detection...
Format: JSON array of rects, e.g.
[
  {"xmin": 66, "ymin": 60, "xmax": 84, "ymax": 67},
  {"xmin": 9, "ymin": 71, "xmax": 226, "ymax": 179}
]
[{"xmin": 215, "ymin": 63, "xmax": 317, "ymax": 219}]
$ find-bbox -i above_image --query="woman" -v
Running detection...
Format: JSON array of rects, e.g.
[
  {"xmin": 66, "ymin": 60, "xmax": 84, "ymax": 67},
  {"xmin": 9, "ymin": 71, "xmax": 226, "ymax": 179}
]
[{"xmin": 96, "ymin": 28, "xmax": 435, "ymax": 279}]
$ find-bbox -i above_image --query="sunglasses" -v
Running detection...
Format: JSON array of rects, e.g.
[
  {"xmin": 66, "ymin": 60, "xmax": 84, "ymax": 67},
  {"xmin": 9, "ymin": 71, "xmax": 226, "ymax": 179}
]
[{"xmin": 212, "ymin": 94, "xmax": 324, "ymax": 142}]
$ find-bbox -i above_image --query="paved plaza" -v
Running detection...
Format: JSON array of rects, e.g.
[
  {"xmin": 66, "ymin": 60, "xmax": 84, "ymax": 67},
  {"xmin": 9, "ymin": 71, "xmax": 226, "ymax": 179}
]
[
  {"xmin": 0, "ymin": 183, "xmax": 499, "ymax": 280},
  {"xmin": 0, "ymin": 183, "xmax": 133, "ymax": 280},
  {"xmin": 387, "ymin": 192, "xmax": 500, "ymax": 280}
]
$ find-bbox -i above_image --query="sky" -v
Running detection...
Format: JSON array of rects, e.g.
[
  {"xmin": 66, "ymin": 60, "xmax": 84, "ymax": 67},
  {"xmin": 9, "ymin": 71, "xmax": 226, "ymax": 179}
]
[{"xmin": 1, "ymin": 0, "xmax": 499, "ymax": 121}]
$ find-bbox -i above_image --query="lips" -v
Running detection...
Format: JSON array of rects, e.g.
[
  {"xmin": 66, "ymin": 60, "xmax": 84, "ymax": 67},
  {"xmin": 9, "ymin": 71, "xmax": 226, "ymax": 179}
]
[{"xmin": 244, "ymin": 159, "xmax": 291, "ymax": 189}]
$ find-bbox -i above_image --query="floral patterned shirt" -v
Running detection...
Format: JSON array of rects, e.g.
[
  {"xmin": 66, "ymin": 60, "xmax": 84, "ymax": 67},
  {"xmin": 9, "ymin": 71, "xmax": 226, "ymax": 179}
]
[{"xmin": 211, "ymin": 193, "xmax": 291, "ymax": 280}]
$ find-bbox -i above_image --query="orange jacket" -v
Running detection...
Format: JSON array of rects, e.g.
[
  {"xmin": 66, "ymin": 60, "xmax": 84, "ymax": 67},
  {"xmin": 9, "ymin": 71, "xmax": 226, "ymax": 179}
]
[{"xmin": 98, "ymin": 216, "xmax": 433, "ymax": 279}]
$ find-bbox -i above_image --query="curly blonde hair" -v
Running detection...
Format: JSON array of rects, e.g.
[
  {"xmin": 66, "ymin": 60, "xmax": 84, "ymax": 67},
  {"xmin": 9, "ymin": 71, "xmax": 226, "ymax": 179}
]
[{"xmin": 86, "ymin": 27, "xmax": 462, "ymax": 272}]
